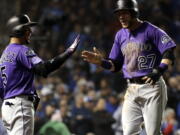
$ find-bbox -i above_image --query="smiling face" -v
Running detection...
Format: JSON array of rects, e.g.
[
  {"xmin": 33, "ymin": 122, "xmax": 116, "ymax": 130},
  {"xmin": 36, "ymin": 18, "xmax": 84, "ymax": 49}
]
[{"xmin": 116, "ymin": 10, "xmax": 134, "ymax": 28}]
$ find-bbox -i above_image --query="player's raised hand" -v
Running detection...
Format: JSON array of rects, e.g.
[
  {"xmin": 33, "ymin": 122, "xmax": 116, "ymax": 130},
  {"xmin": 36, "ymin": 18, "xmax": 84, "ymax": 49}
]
[
  {"xmin": 81, "ymin": 47, "xmax": 103, "ymax": 65},
  {"xmin": 67, "ymin": 34, "xmax": 80, "ymax": 53}
]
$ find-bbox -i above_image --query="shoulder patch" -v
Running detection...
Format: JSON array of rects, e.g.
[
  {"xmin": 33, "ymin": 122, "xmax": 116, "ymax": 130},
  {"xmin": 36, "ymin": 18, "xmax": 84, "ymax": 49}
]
[
  {"xmin": 161, "ymin": 35, "xmax": 171, "ymax": 44},
  {"xmin": 25, "ymin": 49, "xmax": 36, "ymax": 56}
]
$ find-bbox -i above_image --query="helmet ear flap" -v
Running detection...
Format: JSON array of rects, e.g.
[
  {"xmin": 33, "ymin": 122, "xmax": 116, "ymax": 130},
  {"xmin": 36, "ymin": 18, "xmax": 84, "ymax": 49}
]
[
  {"xmin": 11, "ymin": 25, "xmax": 25, "ymax": 37},
  {"xmin": 8, "ymin": 24, "xmax": 28, "ymax": 38}
]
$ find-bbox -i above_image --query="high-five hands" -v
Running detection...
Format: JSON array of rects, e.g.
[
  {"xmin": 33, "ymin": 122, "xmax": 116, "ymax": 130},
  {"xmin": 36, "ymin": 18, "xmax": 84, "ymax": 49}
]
[
  {"xmin": 81, "ymin": 47, "xmax": 103, "ymax": 65},
  {"xmin": 67, "ymin": 35, "xmax": 80, "ymax": 53}
]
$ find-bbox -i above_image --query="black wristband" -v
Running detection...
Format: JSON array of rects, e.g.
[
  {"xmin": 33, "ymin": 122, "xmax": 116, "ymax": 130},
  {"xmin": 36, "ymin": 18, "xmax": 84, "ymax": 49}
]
[
  {"xmin": 101, "ymin": 59, "xmax": 113, "ymax": 70},
  {"xmin": 158, "ymin": 63, "xmax": 168, "ymax": 75}
]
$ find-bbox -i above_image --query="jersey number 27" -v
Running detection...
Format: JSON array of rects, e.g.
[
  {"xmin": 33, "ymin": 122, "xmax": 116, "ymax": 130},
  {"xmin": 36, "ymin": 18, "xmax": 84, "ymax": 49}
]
[{"xmin": 138, "ymin": 54, "xmax": 156, "ymax": 70}]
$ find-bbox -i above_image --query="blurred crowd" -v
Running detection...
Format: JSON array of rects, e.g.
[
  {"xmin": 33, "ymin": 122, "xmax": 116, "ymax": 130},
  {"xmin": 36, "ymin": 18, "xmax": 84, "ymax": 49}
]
[{"xmin": 0, "ymin": 0, "xmax": 180, "ymax": 135}]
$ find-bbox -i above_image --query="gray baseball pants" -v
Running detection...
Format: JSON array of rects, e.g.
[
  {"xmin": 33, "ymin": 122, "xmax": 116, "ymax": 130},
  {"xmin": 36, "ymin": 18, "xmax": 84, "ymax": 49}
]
[
  {"xmin": 122, "ymin": 77, "xmax": 167, "ymax": 135},
  {"xmin": 1, "ymin": 95, "xmax": 35, "ymax": 135}
]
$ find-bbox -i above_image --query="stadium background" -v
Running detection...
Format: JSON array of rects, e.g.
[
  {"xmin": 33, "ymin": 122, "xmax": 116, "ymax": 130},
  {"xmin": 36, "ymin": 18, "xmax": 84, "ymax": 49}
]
[{"xmin": 0, "ymin": 0, "xmax": 180, "ymax": 134}]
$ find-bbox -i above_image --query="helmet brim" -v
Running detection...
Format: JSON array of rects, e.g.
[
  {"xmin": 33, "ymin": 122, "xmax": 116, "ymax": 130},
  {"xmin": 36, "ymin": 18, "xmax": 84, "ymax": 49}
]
[
  {"xmin": 113, "ymin": 8, "xmax": 121, "ymax": 13},
  {"xmin": 113, "ymin": 8, "xmax": 132, "ymax": 13},
  {"xmin": 113, "ymin": 8, "xmax": 138, "ymax": 15},
  {"xmin": 24, "ymin": 22, "xmax": 38, "ymax": 27}
]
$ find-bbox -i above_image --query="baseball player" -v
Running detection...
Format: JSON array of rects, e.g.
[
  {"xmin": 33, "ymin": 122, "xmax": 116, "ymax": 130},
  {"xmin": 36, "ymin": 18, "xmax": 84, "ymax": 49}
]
[
  {"xmin": 81, "ymin": 0, "xmax": 176, "ymax": 134},
  {"xmin": 0, "ymin": 14, "xmax": 80, "ymax": 135}
]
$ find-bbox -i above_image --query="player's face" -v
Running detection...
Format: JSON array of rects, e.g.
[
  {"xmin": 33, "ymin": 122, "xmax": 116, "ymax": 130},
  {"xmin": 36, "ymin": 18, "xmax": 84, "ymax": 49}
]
[
  {"xmin": 24, "ymin": 28, "xmax": 32, "ymax": 44},
  {"xmin": 116, "ymin": 10, "xmax": 133, "ymax": 28}
]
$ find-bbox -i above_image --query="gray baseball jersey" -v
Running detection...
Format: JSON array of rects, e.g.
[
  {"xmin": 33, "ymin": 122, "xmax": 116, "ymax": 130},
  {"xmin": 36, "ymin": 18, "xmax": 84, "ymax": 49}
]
[
  {"xmin": 0, "ymin": 43, "xmax": 42, "ymax": 99},
  {"xmin": 108, "ymin": 21, "xmax": 176, "ymax": 134}
]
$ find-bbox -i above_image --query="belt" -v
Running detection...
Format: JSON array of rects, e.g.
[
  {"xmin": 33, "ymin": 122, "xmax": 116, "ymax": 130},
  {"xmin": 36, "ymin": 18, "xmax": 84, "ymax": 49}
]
[
  {"xmin": 128, "ymin": 77, "xmax": 145, "ymax": 84},
  {"xmin": 6, "ymin": 95, "xmax": 35, "ymax": 102}
]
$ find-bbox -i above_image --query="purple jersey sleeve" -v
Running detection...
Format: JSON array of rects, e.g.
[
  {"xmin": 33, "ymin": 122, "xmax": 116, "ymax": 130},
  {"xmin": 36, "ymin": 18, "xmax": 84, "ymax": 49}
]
[
  {"xmin": 109, "ymin": 32, "xmax": 124, "ymax": 62},
  {"xmin": 17, "ymin": 46, "xmax": 42, "ymax": 69},
  {"xmin": 152, "ymin": 28, "xmax": 176, "ymax": 54},
  {"xmin": 0, "ymin": 77, "xmax": 3, "ymax": 99}
]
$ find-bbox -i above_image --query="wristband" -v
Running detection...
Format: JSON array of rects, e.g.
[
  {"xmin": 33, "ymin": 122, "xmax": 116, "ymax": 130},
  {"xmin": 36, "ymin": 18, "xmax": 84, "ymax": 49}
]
[
  {"xmin": 158, "ymin": 63, "xmax": 168, "ymax": 74},
  {"xmin": 101, "ymin": 59, "xmax": 113, "ymax": 70}
]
